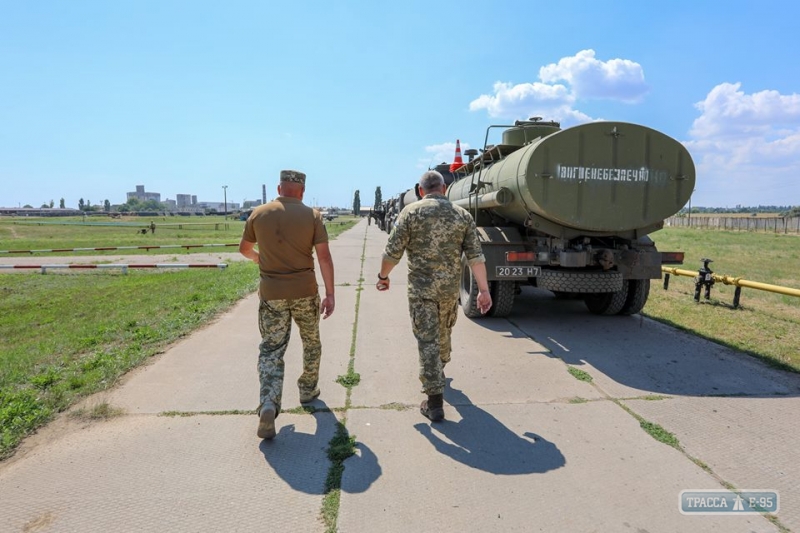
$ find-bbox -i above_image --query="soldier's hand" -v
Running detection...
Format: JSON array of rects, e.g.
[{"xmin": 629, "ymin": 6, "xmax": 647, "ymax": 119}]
[
  {"xmin": 477, "ymin": 290, "xmax": 492, "ymax": 314},
  {"xmin": 320, "ymin": 295, "xmax": 335, "ymax": 319},
  {"xmin": 376, "ymin": 279, "xmax": 390, "ymax": 291}
]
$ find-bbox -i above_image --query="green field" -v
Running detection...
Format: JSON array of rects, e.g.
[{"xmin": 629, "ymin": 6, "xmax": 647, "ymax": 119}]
[
  {"xmin": 0, "ymin": 215, "xmax": 359, "ymax": 459},
  {"xmin": 645, "ymin": 227, "xmax": 800, "ymax": 371}
]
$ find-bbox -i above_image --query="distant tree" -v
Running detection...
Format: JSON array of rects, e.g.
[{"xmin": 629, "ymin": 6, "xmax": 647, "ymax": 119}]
[
  {"xmin": 49, "ymin": 199, "xmax": 54, "ymax": 208},
  {"xmin": 86, "ymin": 200, "xmax": 91, "ymax": 210},
  {"xmin": 78, "ymin": 198, "xmax": 85, "ymax": 210},
  {"xmin": 142, "ymin": 199, "xmax": 163, "ymax": 211},
  {"xmin": 353, "ymin": 190, "xmax": 361, "ymax": 216},
  {"xmin": 59, "ymin": 198, "xmax": 65, "ymax": 208},
  {"xmin": 41, "ymin": 203, "xmax": 50, "ymax": 208},
  {"xmin": 23, "ymin": 204, "xmax": 33, "ymax": 208},
  {"xmin": 374, "ymin": 186, "xmax": 382, "ymax": 209},
  {"xmin": 104, "ymin": 199, "xmax": 111, "ymax": 211}
]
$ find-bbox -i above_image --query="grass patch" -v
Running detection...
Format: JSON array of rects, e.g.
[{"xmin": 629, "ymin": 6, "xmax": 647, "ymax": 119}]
[
  {"xmin": 378, "ymin": 402, "xmax": 414, "ymax": 411},
  {"xmin": 322, "ymin": 420, "xmax": 357, "ymax": 532},
  {"xmin": 159, "ymin": 409, "xmax": 255, "ymax": 417},
  {"xmin": 281, "ymin": 405, "xmax": 331, "ymax": 415},
  {"xmin": 620, "ymin": 394, "xmax": 671, "ymax": 401},
  {"xmin": 0, "ymin": 263, "xmax": 258, "ymax": 459},
  {"xmin": 567, "ymin": 366, "xmax": 593, "ymax": 382},
  {"xmin": 639, "ymin": 420, "xmax": 680, "ymax": 448},
  {"xmin": 70, "ymin": 402, "xmax": 125, "ymax": 420},
  {"xmin": 324, "ymin": 421, "xmax": 357, "ymax": 491},
  {"xmin": 320, "ymin": 221, "xmax": 368, "ymax": 532},
  {"xmin": 690, "ymin": 457, "xmax": 710, "ymax": 472},
  {"xmin": 647, "ymin": 227, "xmax": 800, "ymax": 371},
  {"xmin": 614, "ymin": 400, "xmax": 680, "ymax": 449},
  {"xmin": 0, "ymin": 215, "xmax": 357, "ymax": 256},
  {"xmin": 335, "ymin": 371, "xmax": 361, "ymax": 388},
  {"xmin": 568, "ymin": 397, "xmax": 589, "ymax": 404}
]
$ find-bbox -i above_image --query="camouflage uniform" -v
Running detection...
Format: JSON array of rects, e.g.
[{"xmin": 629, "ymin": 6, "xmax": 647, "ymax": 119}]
[
  {"xmin": 257, "ymin": 294, "xmax": 321, "ymax": 415},
  {"xmin": 383, "ymin": 193, "xmax": 484, "ymax": 395},
  {"xmin": 243, "ymin": 168, "xmax": 328, "ymax": 416}
]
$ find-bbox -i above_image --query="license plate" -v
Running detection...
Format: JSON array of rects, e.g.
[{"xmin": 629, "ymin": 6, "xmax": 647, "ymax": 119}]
[{"xmin": 496, "ymin": 265, "xmax": 541, "ymax": 278}]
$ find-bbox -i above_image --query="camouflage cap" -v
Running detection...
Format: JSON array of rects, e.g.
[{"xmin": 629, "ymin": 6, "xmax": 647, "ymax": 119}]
[{"xmin": 280, "ymin": 170, "xmax": 306, "ymax": 185}]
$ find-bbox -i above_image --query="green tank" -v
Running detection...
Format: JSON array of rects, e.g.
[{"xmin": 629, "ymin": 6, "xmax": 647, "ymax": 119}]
[{"xmin": 447, "ymin": 119, "xmax": 695, "ymax": 318}]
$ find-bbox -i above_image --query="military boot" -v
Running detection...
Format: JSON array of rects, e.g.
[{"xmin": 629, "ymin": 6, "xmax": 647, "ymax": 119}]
[
  {"xmin": 420, "ymin": 393, "xmax": 445, "ymax": 422},
  {"xmin": 257, "ymin": 404, "xmax": 277, "ymax": 440}
]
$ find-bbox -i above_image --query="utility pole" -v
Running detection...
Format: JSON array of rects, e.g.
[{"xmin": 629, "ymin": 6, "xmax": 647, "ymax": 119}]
[{"xmin": 222, "ymin": 185, "xmax": 228, "ymax": 220}]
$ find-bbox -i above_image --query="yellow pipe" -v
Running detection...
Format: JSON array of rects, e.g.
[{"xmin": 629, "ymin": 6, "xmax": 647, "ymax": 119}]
[
  {"xmin": 661, "ymin": 267, "xmax": 800, "ymax": 298},
  {"xmin": 662, "ymin": 267, "xmax": 697, "ymax": 278},
  {"xmin": 715, "ymin": 275, "xmax": 800, "ymax": 297}
]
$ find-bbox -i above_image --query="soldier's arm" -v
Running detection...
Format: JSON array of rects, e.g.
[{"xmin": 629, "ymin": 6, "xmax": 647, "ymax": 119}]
[
  {"xmin": 463, "ymin": 217, "xmax": 491, "ymax": 313},
  {"xmin": 315, "ymin": 242, "xmax": 335, "ymax": 318},
  {"xmin": 383, "ymin": 211, "xmax": 410, "ymax": 262},
  {"xmin": 239, "ymin": 237, "xmax": 259, "ymax": 264},
  {"xmin": 470, "ymin": 262, "xmax": 492, "ymax": 314},
  {"xmin": 461, "ymin": 217, "xmax": 486, "ymax": 266},
  {"xmin": 377, "ymin": 211, "xmax": 410, "ymax": 290}
]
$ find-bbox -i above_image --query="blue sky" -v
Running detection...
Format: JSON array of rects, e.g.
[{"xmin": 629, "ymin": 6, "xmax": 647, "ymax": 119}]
[{"xmin": 2, "ymin": 1, "xmax": 800, "ymax": 210}]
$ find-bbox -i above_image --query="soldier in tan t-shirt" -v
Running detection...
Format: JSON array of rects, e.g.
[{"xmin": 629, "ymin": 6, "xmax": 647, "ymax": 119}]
[{"xmin": 239, "ymin": 169, "xmax": 335, "ymax": 440}]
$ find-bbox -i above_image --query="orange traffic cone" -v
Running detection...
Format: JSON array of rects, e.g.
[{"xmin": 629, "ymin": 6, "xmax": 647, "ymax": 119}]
[{"xmin": 449, "ymin": 139, "xmax": 464, "ymax": 173}]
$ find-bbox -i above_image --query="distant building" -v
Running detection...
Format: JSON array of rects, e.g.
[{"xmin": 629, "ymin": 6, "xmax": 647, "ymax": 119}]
[
  {"xmin": 126, "ymin": 185, "xmax": 161, "ymax": 202},
  {"xmin": 243, "ymin": 199, "xmax": 263, "ymax": 209},
  {"xmin": 164, "ymin": 199, "xmax": 177, "ymax": 209},
  {"xmin": 176, "ymin": 194, "xmax": 194, "ymax": 207}
]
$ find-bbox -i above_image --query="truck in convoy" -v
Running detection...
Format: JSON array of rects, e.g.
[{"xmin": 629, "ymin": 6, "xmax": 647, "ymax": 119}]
[{"xmin": 392, "ymin": 118, "xmax": 695, "ymax": 318}]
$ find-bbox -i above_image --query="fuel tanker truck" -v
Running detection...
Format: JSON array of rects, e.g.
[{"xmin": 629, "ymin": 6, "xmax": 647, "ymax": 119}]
[{"xmin": 438, "ymin": 118, "xmax": 694, "ymax": 318}]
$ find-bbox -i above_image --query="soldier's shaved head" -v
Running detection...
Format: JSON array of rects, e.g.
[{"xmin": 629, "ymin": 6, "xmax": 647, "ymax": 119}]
[{"xmin": 419, "ymin": 171, "xmax": 445, "ymax": 194}]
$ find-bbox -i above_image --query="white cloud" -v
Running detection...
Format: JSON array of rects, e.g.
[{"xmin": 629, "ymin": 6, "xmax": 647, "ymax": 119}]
[
  {"xmin": 469, "ymin": 49, "xmax": 647, "ymax": 124},
  {"xmin": 690, "ymin": 82, "xmax": 800, "ymax": 139},
  {"xmin": 468, "ymin": 81, "xmax": 572, "ymax": 118},
  {"xmin": 686, "ymin": 82, "xmax": 800, "ymax": 206},
  {"xmin": 539, "ymin": 49, "xmax": 647, "ymax": 103}
]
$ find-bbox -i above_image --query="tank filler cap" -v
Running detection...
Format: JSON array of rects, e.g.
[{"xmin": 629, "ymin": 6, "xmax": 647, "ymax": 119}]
[{"xmin": 514, "ymin": 117, "xmax": 561, "ymax": 128}]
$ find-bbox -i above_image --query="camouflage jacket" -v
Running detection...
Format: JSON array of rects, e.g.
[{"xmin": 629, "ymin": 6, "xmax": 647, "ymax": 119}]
[{"xmin": 383, "ymin": 193, "xmax": 485, "ymax": 300}]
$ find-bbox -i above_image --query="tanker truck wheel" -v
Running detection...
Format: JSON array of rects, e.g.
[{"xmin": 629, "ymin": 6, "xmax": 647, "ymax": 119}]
[
  {"xmin": 488, "ymin": 281, "xmax": 515, "ymax": 317},
  {"xmin": 537, "ymin": 270, "xmax": 624, "ymax": 293},
  {"xmin": 584, "ymin": 282, "xmax": 629, "ymax": 315},
  {"xmin": 459, "ymin": 258, "xmax": 483, "ymax": 318},
  {"xmin": 618, "ymin": 279, "xmax": 650, "ymax": 316}
]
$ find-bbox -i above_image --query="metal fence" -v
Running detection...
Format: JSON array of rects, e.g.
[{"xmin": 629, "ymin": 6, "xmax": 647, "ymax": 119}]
[{"xmin": 665, "ymin": 216, "xmax": 800, "ymax": 234}]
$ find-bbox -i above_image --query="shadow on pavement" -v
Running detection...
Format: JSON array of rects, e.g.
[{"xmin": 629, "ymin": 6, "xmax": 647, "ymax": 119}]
[
  {"xmin": 259, "ymin": 402, "xmax": 381, "ymax": 494},
  {"xmin": 414, "ymin": 381, "xmax": 565, "ymax": 475},
  {"xmin": 472, "ymin": 287, "xmax": 800, "ymax": 398}
]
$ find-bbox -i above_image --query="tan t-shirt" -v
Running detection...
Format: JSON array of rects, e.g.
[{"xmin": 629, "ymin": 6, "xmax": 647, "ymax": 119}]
[{"xmin": 242, "ymin": 197, "xmax": 328, "ymax": 301}]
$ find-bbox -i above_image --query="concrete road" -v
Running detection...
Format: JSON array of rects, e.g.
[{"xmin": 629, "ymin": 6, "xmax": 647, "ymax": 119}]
[{"xmin": 1, "ymin": 218, "xmax": 798, "ymax": 533}]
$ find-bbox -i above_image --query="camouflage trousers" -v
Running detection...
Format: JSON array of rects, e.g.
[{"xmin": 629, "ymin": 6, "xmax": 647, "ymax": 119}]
[
  {"xmin": 408, "ymin": 297, "xmax": 459, "ymax": 396},
  {"xmin": 257, "ymin": 294, "xmax": 321, "ymax": 415}
]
